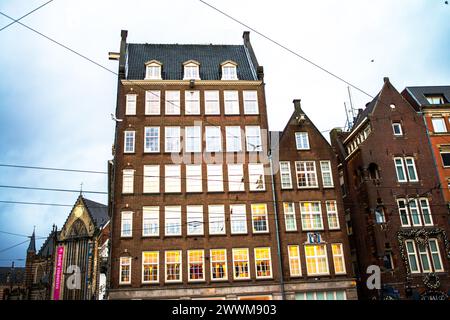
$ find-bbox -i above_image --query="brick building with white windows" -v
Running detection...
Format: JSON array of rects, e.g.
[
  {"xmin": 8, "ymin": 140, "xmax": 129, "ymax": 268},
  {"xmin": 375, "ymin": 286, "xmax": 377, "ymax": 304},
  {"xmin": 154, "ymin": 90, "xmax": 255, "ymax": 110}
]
[
  {"xmin": 331, "ymin": 78, "xmax": 450, "ymax": 300},
  {"xmin": 270, "ymin": 100, "xmax": 357, "ymax": 300},
  {"xmin": 107, "ymin": 30, "xmax": 285, "ymax": 300}
]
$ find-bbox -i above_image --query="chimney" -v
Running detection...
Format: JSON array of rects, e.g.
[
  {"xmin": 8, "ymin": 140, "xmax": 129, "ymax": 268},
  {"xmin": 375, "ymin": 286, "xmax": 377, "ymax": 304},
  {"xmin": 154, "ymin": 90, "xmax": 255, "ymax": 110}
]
[
  {"xmin": 257, "ymin": 66, "xmax": 264, "ymax": 80},
  {"xmin": 118, "ymin": 30, "xmax": 128, "ymax": 79},
  {"xmin": 243, "ymin": 31, "xmax": 250, "ymax": 45},
  {"xmin": 383, "ymin": 77, "xmax": 390, "ymax": 83},
  {"xmin": 293, "ymin": 99, "xmax": 303, "ymax": 113}
]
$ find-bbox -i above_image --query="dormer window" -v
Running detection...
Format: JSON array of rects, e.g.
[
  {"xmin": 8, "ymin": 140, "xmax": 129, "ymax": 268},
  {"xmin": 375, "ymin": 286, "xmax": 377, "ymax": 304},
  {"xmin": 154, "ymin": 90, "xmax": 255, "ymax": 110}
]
[
  {"xmin": 183, "ymin": 60, "xmax": 200, "ymax": 80},
  {"xmin": 221, "ymin": 61, "xmax": 238, "ymax": 80},
  {"xmin": 425, "ymin": 94, "xmax": 446, "ymax": 105},
  {"xmin": 145, "ymin": 60, "xmax": 162, "ymax": 80}
]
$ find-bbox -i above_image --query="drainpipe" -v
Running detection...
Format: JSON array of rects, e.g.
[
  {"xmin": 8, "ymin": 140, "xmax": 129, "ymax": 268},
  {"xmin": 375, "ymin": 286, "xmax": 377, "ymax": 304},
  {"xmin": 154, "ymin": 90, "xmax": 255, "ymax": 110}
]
[{"xmin": 269, "ymin": 149, "xmax": 286, "ymax": 300}]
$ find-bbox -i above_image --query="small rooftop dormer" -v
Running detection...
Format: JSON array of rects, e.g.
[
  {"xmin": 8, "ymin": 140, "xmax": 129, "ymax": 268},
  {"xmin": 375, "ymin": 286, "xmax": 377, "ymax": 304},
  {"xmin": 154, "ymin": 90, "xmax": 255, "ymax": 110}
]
[
  {"xmin": 144, "ymin": 60, "xmax": 162, "ymax": 80},
  {"xmin": 221, "ymin": 60, "xmax": 238, "ymax": 80},
  {"xmin": 183, "ymin": 60, "xmax": 201, "ymax": 80}
]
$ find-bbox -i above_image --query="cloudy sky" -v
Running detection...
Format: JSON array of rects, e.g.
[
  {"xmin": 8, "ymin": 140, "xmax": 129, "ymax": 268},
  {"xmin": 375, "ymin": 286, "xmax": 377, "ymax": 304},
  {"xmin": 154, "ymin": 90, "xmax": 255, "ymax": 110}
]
[{"xmin": 0, "ymin": 0, "xmax": 449, "ymax": 266}]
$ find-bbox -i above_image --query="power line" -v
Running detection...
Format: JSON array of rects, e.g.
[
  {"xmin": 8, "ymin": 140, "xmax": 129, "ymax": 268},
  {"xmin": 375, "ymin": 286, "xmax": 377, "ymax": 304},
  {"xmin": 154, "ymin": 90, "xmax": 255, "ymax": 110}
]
[
  {"xmin": 0, "ymin": 185, "xmax": 107, "ymax": 195},
  {"xmin": 0, "ymin": 240, "xmax": 30, "ymax": 254},
  {"xmin": 0, "ymin": 230, "xmax": 47, "ymax": 239},
  {"xmin": 0, "ymin": 0, "xmax": 54, "ymax": 33}
]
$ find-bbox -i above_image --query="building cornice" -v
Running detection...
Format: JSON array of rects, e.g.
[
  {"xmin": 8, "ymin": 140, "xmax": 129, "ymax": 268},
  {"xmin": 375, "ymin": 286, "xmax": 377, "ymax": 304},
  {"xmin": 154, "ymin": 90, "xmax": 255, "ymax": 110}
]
[{"xmin": 121, "ymin": 80, "xmax": 263, "ymax": 86}]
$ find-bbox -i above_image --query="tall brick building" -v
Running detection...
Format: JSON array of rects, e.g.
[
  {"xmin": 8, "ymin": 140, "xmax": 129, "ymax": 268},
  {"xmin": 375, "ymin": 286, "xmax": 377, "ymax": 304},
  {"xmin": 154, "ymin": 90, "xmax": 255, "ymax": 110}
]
[
  {"xmin": 108, "ymin": 30, "xmax": 282, "ymax": 300},
  {"xmin": 270, "ymin": 100, "xmax": 357, "ymax": 300},
  {"xmin": 331, "ymin": 78, "xmax": 450, "ymax": 300},
  {"xmin": 402, "ymin": 86, "xmax": 450, "ymax": 205}
]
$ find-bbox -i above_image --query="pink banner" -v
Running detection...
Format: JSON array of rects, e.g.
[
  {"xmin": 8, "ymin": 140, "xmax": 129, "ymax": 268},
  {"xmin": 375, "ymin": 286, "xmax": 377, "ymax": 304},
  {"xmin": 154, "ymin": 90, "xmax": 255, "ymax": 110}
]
[{"xmin": 53, "ymin": 246, "xmax": 64, "ymax": 300}]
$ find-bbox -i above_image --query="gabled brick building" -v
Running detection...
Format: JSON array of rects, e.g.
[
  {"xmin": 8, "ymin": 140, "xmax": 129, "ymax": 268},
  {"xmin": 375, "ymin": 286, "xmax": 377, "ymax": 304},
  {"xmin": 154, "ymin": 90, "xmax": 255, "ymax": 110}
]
[
  {"xmin": 402, "ymin": 86, "xmax": 450, "ymax": 205},
  {"xmin": 331, "ymin": 78, "xmax": 450, "ymax": 300},
  {"xmin": 108, "ymin": 31, "xmax": 282, "ymax": 300},
  {"xmin": 270, "ymin": 100, "xmax": 357, "ymax": 300}
]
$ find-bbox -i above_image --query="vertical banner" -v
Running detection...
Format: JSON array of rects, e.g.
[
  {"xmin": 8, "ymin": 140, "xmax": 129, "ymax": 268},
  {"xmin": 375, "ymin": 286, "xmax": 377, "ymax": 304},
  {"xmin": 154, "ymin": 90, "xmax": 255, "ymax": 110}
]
[{"xmin": 53, "ymin": 245, "xmax": 64, "ymax": 300}]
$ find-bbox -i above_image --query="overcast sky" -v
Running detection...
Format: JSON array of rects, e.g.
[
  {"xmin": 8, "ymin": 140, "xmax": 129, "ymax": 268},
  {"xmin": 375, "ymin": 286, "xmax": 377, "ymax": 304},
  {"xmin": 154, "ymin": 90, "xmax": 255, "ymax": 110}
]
[{"xmin": 0, "ymin": 0, "xmax": 449, "ymax": 266}]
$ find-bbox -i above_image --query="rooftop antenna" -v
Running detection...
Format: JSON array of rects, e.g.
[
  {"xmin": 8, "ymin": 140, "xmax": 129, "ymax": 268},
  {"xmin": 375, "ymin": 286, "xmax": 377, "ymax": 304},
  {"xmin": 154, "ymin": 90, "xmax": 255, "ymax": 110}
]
[
  {"xmin": 344, "ymin": 102, "xmax": 353, "ymax": 131},
  {"xmin": 80, "ymin": 182, "xmax": 83, "ymax": 196}
]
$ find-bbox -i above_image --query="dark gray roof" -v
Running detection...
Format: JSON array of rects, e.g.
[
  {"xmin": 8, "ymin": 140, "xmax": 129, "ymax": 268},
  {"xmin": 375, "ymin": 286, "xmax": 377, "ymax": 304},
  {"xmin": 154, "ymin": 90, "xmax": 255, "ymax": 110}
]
[
  {"xmin": 37, "ymin": 230, "xmax": 58, "ymax": 258},
  {"xmin": 82, "ymin": 198, "xmax": 109, "ymax": 229},
  {"xmin": 0, "ymin": 267, "xmax": 25, "ymax": 285},
  {"xmin": 27, "ymin": 230, "xmax": 36, "ymax": 253},
  {"xmin": 126, "ymin": 44, "xmax": 258, "ymax": 80},
  {"xmin": 352, "ymin": 93, "xmax": 380, "ymax": 128},
  {"xmin": 404, "ymin": 86, "xmax": 450, "ymax": 106}
]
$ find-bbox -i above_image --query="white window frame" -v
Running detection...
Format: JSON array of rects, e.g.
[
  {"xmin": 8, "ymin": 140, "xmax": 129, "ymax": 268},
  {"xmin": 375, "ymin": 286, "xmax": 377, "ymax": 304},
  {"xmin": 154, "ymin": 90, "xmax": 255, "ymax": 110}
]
[
  {"xmin": 145, "ymin": 90, "xmax": 161, "ymax": 115},
  {"xmin": 283, "ymin": 203, "xmax": 297, "ymax": 232},
  {"xmin": 165, "ymin": 206, "xmax": 182, "ymax": 236},
  {"xmin": 207, "ymin": 164, "xmax": 224, "ymax": 192},
  {"xmin": 165, "ymin": 90, "xmax": 181, "ymax": 115},
  {"xmin": 249, "ymin": 164, "xmax": 265, "ymax": 191},
  {"xmin": 210, "ymin": 249, "xmax": 228, "ymax": 281},
  {"xmin": 331, "ymin": 243, "xmax": 346, "ymax": 275},
  {"xmin": 228, "ymin": 164, "xmax": 245, "ymax": 192},
  {"xmin": 120, "ymin": 211, "xmax": 133, "ymax": 238},
  {"xmin": 187, "ymin": 205, "xmax": 204, "ymax": 236},
  {"xmin": 243, "ymin": 90, "xmax": 259, "ymax": 115},
  {"xmin": 122, "ymin": 169, "xmax": 134, "ymax": 194},
  {"xmin": 419, "ymin": 198, "xmax": 433, "ymax": 226},
  {"xmin": 142, "ymin": 251, "xmax": 159, "ymax": 284},
  {"xmin": 164, "ymin": 165, "xmax": 181, "ymax": 193},
  {"xmin": 394, "ymin": 158, "xmax": 407, "ymax": 183},
  {"xmin": 124, "ymin": 131, "xmax": 135, "ymax": 153},
  {"xmin": 221, "ymin": 63, "xmax": 238, "ymax": 81},
  {"xmin": 279, "ymin": 161, "xmax": 293, "ymax": 189},
  {"xmin": 295, "ymin": 132, "xmax": 310, "ymax": 150},
  {"xmin": 288, "ymin": 245, "xmax": 302, "ymax": 277},
  {"xmin": 254, "ymin": 247, "xmax": 273, "ymax": 279},
  {"xmin": 230, "ymin": 204, "xmax": 247, "ymax": 234},
  {"xmin": 397, "ymin": 199, "xmax": 411, "ymax": 227},
  {"xmin": 125, "ymin": 94, "xmax": 137, "ymax": 115},
  {"xmin": 165, "ymin": 127, "xmax": 181, "ymax": 153},
  {"xmin": 405, "ymin": 157, "xmax": 419, "ymax": 182},
  {"xmin": 143, "ymin": 165, "xmax": 159, "ymax": 194},
  {"xmin": 405, "ymin": 240, "xmax": 421, "ymax": 274},
  {"xmin": 185, "ymin": 126, "xmax": 202, "ymax": 153},
  {"xmin": 232, "ymin": 248, "xmax": 250, "ymax": 280},
  {"xmin": 185, "ymin": 90, "xmax": 200, "ymax": 115},
  {"xmin": 205, "ymin": 126, "xmax": 222, "ymax": 152},
  {"xmin": 432, "ymin": 117, "xmax": 447, "ymax": 133},
  {"xmin": 142, "ymin": 206, "xmax": 159, "ymax": 237},
  {"xmin": 205, "ymin": 90, "xmax": 220, "ymax": 115},
  {"xmin": 392, "ymin": 122, "xmax": 403, "ymax": 136},
  {"xmin": 326, "ymin": 201, "xmax": 340, "ymax": 230},
  {"xmin": 119, "ymin": 257, "xmax": 132, "ymax": 285},
  {"xmin": 251, "ymin": 204, "xmax": 269, "ymax": 233},
  {"xmin": 226, "ymin": 126, "xmax": 242, "ymax": 152},
  {"xmin": 429, "ymin": 238, "xmax": 444, "ymax": 272},
  {"xmin": 145, "ymin": 62, "xmax": 162, "ymax": 80},
  {"xmin": 295, "ymin": 161, "xmax": 318, "ymax": 189},
  {"xmin": 144, "ymin": 127, "xmax": 160, "ymax": 153},
  {"xmin": 304, "ymin": 244, "xmax": 330, "ymax": 276},
  {"xmin": 320, "ymin": 161, "xmax": 334, "ymax": 188},
  {"xmin": 188, "ymin": 250, "xmax": 205, "ymax": 282},
  {"xmin": 224, "ymin": 90, "xmax": 239, "ymax": 115},
  {"xmin": 165, "ymin": 250, "xmax": 182, "ymax": 283},
  {"xmin": 245, "ymin": 126, "xmax": 263, "ymax": 152},
  {"xmin": 208, "ymin": 205, "xmax": 226, "ymax": 235},
  {"xmin": 300, "ymin": 202, "xmax": 324, "ymax": 231},
  {"xmin": 183, "ymin": 62, "xmax": 201, "ymax": 80},
  {"xmin": 186, "ymin": 165, "xmax": 202, "ymax": 193}
]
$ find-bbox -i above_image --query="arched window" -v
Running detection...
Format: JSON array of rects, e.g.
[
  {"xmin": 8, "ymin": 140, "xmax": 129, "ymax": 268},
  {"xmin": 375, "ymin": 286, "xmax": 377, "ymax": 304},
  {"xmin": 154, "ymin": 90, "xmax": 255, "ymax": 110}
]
[{"xmin": 68, "ymin": 219, "xmax": 88, "ymax": 238}]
